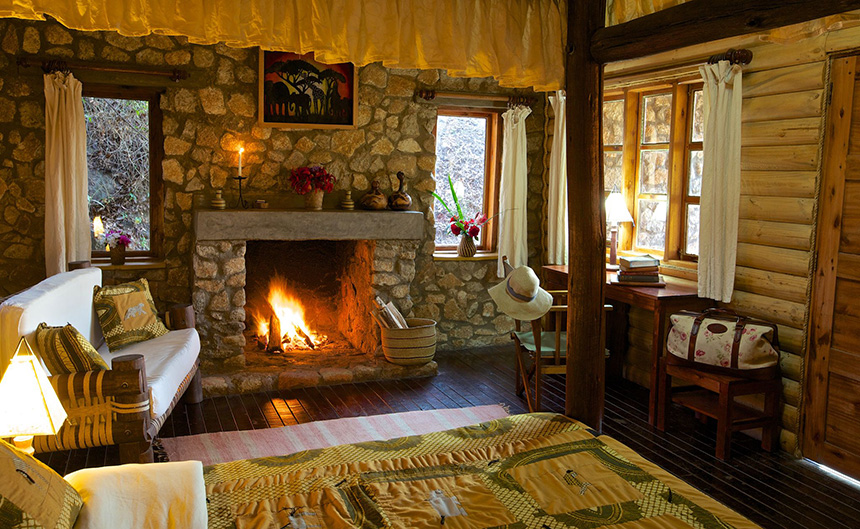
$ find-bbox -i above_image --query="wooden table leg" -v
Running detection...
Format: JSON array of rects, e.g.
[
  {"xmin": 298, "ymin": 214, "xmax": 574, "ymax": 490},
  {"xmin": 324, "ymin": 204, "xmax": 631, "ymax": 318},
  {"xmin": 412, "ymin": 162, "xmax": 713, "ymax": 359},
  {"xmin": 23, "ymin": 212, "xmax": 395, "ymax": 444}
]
[
  {"xmin": 607, "ymin": 302, "xmax": 629, "ymax": 380},
  {"xmin": 648, "ymin": 305, "xmax": 667, "ymax": 426}
]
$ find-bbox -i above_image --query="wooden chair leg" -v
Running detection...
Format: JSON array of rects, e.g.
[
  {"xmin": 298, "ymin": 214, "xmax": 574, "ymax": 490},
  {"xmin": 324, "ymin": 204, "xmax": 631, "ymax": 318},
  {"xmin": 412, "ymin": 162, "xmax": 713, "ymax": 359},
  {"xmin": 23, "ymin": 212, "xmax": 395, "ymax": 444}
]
[
  {"xmin": 656, "ymin": 359, "xmax": 670, "ymax": 431},
  {"xmin": 514, "ymin": 344, "xmax": 534, "ymax": 411},
  {"xmin": 534, "ymin": 355, "xmax": 543, "ymax": 412},
  {"xmin": 761, "ymin": 384, "xmax": 779, "ymax": 453},
  {"xmin": 120, "ymin": 440, "xmax": 154, "ymax": 464},
  {"xmin": 716, "ymin": 384, "xmax": 733, "ymax": 460}
]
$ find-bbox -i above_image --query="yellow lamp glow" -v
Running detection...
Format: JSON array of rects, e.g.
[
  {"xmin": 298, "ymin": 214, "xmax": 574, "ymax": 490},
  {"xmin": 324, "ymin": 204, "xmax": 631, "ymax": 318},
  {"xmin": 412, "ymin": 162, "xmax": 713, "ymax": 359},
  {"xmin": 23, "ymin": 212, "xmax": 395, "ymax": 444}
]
[
  {"xmin": 605, "ymin": 188, "xmax": 635, "ymax": 269},
  {"xmin": 0, "ymin": 338, "xmax": 67, "ymax": 454}
]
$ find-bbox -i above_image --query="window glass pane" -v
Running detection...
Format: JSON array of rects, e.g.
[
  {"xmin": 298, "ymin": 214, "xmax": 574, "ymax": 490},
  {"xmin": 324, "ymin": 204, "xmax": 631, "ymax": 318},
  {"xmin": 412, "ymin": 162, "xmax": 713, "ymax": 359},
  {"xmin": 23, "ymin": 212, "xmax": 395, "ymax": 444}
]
[
  {"xmin": 84, "ymin": 97, "xmax": 150, "ymax": 251},
  {"xmin": 603, "ymin": 100, "xmax": 624, "ymax": 146},
  {"xmin": 691, "ymin": 89, "xmax": 704, "ymax": 142},
  {"xmin": 638, "ymin": 149, "xmax": 670, "ymax": 194},
  {"xmin": 604, "ymin": 151, "xmax": 624, "ymax": 192},
  {"xmin": 433, "ymin": 114, "xmax": 488, "ymax": 247},
  {"xmin": 641, "ymin": 93, "xmax": 672, "ymax": 144},
  {"xmin": 688, "ymin": 150, "xmax": 703, "ymax": 197},
  {"xmin": 686, "ymin": 204, "xmax": 700, "ymax": 256},
  {"xmin": 636, "ymin": 199, "xmax": 667, "ymax": 250}
]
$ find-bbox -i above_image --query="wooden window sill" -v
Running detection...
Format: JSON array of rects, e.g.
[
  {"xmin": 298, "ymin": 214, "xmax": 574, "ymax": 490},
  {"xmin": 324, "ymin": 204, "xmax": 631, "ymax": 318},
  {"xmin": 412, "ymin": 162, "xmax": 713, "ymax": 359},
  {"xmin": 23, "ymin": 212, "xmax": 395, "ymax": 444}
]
[
  {"xmin": 433, "ymin": 251, "xmax": 498, "ymax": 261},
  {"xmin": 92, "ymin": 258, "xmax": 166, "ymax": 271}
]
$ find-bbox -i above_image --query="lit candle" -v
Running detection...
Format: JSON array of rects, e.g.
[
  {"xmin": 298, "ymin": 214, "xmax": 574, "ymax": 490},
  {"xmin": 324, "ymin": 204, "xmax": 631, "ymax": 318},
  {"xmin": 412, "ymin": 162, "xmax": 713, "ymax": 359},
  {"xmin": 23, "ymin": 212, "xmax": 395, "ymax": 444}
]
[{"xmin": 238, "ymin": 146, "xmax": 244, "ymax": 177}]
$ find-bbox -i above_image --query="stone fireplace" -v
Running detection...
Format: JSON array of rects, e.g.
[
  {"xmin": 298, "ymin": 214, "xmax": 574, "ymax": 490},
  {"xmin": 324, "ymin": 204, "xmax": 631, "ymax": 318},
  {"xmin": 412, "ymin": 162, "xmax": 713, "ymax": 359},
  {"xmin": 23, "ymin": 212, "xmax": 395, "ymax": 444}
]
[{"xmin": 191, "ymin": 209, "xmax": 435, "ymax": 395}]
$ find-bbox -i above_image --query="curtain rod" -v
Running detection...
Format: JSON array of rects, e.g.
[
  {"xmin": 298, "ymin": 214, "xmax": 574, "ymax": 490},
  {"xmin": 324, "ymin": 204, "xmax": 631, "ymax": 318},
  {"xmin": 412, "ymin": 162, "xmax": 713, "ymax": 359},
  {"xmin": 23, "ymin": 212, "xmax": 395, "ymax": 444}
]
[
  {"xmin": 605, "ymin": 47, "xmax": 753, "ymax": 88},
  {"xmin": 16, "ymin": 55, "xmax": 189, "ymax": 82},
  {"xmin": 416, "ymin": 89, "xmax": 535, "ymax": 108}
]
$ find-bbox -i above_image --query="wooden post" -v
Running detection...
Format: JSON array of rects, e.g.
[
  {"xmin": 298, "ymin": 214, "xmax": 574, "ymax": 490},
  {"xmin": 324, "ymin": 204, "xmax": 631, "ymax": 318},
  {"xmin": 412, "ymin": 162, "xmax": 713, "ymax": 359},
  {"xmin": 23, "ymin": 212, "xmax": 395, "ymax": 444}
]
[{"xmin": 565, "ymin": 0, "xmax": 607, "ymax": 430}]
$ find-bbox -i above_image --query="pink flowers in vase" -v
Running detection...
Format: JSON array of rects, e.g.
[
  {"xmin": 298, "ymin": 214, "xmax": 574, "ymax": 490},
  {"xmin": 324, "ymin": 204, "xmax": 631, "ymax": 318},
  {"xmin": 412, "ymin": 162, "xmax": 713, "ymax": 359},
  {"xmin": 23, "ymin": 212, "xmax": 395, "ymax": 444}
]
[
  {"xmin": 105, "ymin": 230, "xmax": 132, "ymax": 248},
  {"xmin": 289, "ymin": 165, "xmax": 336, "ymax": 195}
]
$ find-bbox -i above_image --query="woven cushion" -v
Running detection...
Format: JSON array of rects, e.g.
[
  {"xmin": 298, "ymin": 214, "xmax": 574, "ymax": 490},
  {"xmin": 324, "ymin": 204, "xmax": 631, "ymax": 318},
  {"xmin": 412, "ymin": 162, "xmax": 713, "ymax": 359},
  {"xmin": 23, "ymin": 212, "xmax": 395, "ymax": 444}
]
[
  {"xmin": 514, "ymin": 331, "xmax": 567, "ymax": 357},
  {"xmin": 0, "ymin": 439, "xmax": 82, "ymax": 529},
  {"xmin": 33, "ymin": 323, "xmax": 108, "ymax": 375},
  {"xmin": 93, "ymin": 279, "xmax": 168, "ymax": 352}
]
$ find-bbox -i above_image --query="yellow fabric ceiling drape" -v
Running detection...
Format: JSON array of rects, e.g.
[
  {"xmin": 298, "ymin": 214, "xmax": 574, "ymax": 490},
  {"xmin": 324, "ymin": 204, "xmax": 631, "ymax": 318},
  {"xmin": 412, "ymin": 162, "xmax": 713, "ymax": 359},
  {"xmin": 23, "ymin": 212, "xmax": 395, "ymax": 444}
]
[{"xmin": 0, "ymin": 0, "xmax": 566, "ymax": 91}]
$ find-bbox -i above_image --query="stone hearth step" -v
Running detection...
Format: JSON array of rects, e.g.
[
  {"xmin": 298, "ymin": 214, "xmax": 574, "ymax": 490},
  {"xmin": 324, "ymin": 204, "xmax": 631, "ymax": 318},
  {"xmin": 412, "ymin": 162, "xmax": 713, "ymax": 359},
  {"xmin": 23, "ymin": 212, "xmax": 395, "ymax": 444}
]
[{"xmin": 201, "ymin": 358, "xmax": 438, "ymax": 396}]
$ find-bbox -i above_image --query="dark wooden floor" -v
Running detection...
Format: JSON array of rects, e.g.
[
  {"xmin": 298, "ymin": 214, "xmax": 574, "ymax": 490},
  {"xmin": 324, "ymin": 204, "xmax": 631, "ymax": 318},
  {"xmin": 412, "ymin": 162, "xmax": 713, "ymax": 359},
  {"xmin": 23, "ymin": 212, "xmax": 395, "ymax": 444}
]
[{"xmin": 38, "ymin": 346, "xmax": 860, "ymax": 529}]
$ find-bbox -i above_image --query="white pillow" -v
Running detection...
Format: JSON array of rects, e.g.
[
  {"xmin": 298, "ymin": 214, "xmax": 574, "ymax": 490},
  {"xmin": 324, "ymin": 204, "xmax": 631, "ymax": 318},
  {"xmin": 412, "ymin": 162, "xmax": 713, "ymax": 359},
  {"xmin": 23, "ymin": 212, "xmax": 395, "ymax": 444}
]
[{"xmin": 64, "ymin": 461, "xmax": 207, "ymax": 529}]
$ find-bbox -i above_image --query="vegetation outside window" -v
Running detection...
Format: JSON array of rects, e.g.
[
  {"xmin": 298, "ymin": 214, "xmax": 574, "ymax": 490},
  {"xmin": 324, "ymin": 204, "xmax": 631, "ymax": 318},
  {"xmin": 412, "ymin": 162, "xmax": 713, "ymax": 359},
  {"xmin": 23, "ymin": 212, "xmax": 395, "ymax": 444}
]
[
  {"xmin": 84, "ymin": 86, "xmax": 163, "ymax": 258},
  {"xmin": 601, "ymin": 83, "xmax": 703, "ymax": 262},
  {"xmin": 432, "ymin": 109, "xmax": 502, "ymax": 252}
]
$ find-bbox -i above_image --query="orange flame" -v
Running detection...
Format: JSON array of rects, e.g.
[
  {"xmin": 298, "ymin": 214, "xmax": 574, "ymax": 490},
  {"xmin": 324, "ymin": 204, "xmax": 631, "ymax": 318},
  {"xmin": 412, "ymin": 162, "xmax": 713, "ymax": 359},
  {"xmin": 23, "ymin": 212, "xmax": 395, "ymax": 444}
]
[{"xmin": 254, "ymin": 277, "xmax": 324, "ymax": 350}]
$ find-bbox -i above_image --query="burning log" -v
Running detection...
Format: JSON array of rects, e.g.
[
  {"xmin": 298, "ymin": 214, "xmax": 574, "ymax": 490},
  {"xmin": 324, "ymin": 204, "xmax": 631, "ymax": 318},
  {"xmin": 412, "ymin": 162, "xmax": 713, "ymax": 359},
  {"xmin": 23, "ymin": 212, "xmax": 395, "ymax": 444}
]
[
  {"xmin": 267, "ymin": 314, "xmax": 283, "ymax": 353},
  {"xmin": 293, "ymin": 325, "xmax": 316, "ymax": 349}
]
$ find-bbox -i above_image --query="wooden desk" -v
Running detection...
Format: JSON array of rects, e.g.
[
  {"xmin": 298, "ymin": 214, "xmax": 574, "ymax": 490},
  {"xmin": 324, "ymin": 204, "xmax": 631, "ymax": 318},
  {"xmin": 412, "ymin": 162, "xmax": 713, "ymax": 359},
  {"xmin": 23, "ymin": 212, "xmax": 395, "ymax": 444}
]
[{"xmin": 542, "ymin": 265, "xmax": 712, "ymax": 425}]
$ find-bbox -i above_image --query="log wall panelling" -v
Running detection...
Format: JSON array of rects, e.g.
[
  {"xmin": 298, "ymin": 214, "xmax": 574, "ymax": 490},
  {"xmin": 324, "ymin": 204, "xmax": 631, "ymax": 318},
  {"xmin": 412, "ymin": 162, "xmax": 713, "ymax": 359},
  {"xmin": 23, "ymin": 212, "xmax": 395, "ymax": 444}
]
[
  {"xmin": 741, "ymin": 90, "xmax": 824, "ymax": 122},
  {"xmin": 738, "ymin": 197, "xmax": 816, "ymax": 224},
  {"xmin": 736, "ymin": 242, "xmax": 810, "ymax": 277},
  {"xmin": 741, "ymin": 145, "xmax": 820, "ymax": 171},
  {"xmin": 740, "ymin": 171, "xmax": 817, "ymax": 197},
  {"xmin": 728, "ymin": 290, "xmax": 806, "ymax": 329},
  {"xmin": 734, "ymin": 266, "xmax": 810, "ymax": 304},
  {"xmin": 737, "ymin": 219, "xmax": 813, "ymax": 251},
  {"xmin": 742, "ymin": 62, "xmax": 826, "ymax": 98},
  {"xmin": 779, "ymin": 325, "xmax": 804, "ymax": 355},
  {"xmin": 741, "ymin": 118, "xmax": 822, "ymax": 147}
]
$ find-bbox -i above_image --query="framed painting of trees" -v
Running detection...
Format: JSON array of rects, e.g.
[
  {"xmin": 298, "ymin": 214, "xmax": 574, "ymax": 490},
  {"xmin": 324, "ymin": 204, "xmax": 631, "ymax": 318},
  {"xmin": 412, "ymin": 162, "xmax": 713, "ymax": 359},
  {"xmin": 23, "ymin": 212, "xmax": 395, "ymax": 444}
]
[{"xmin": 258, "ymin": 50, "xmax": 357, "ymax": 129}]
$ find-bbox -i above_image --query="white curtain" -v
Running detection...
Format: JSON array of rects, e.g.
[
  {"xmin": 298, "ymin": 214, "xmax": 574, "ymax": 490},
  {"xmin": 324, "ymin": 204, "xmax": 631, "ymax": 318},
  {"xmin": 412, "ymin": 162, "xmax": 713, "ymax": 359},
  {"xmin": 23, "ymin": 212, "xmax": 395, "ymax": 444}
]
[
  {"xmin": 547, "ymin": 91, "xmax": 568, "ymax": 265},
  {"xmin": 44, "ymin": 72, "xmax": 89, "ymax": 276},
  {"xmin": 698, "ymin": 61, "xmax": 743, "ymax": 302},
  {"xmin": 497, "ymin": 105, "xmax": 531, "ymax": 277}
]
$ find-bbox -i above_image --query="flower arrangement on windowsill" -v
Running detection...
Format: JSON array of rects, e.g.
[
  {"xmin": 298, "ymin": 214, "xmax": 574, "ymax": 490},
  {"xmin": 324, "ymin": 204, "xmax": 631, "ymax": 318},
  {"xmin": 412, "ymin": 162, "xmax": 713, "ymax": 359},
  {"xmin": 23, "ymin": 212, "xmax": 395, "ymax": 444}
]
[
  {"xmin": 106, "ymin": 230, "xmax": 132, "ymax": 266},
  {"xmin": 431, "ymin": 174, "xmax": 494, "ymax": 258},
  {"xmin": 289, "ymin": 165, "xmax": 336, "ymax": 210}
]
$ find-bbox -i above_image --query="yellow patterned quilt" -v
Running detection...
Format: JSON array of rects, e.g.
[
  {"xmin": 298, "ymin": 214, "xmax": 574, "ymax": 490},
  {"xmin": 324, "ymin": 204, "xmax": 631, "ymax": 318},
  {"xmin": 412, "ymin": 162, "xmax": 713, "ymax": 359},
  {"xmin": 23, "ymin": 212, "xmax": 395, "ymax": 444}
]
[{"xmin": 204, "ymin": 413, "xmax": 759, "ymax": 528}]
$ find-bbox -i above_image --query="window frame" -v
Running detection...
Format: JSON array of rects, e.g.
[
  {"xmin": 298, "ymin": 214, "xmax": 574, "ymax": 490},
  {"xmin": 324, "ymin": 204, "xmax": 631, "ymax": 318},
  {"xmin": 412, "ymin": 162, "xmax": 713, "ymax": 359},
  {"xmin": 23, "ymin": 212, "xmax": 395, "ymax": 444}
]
[
  {"xmin": 83, "ymin": 85, "xmax": 164, "ymax": 260},
  {"xmin": 432, "ymin": 107, "xmax": 503, "ymax": 253},
  {"xmin": 632, "ymin": 87, "xmax": 674, "ymax": 257},
  {"xmin": 602, "ymin": 80, "xmax": 703, "ymax": 265}
]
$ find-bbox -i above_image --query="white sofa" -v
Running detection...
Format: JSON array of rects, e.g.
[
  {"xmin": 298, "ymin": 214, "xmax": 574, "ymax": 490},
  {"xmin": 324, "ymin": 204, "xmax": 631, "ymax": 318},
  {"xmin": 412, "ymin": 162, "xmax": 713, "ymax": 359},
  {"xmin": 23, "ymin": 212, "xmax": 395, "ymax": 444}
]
[{"xmin": 0, "ymin": 267, "xmax": 201, "ymax": 463}]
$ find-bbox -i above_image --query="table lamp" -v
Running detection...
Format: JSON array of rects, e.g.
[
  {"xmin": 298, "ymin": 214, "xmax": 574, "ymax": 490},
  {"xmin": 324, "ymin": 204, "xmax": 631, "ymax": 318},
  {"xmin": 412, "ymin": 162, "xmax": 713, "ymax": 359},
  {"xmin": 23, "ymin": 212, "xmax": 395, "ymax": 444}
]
[
  {"xmin": 605, "ymin": 188, "xmax": 634, "ymax": 270},
  {"xmin": 0, "ymin": 337, "xmax": 67, "ymax": 454}
]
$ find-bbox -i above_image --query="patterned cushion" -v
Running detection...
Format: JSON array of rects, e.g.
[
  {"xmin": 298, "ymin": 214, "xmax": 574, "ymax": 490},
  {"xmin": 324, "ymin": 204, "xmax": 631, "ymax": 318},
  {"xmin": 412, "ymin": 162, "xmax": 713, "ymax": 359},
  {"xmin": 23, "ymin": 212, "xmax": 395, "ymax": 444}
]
[
  {"xmin": 33, "ymin": 323, "xmax": 109, "ymax": 375},
  {"xmin": 93, "ymin": 279, "xmax": 168, "ymax": 352},
  {"xmin": 0, "ymin": 439, "xmax": 82, "ymax": 529}
]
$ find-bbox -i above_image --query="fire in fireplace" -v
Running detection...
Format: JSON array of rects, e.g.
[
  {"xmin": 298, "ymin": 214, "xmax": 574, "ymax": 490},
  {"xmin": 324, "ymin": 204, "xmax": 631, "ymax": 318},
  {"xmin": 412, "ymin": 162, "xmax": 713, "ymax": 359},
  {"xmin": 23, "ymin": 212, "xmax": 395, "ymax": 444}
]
[{"xmin": 249, "ymin": 277, "xmax": 328, "ymax": 352}]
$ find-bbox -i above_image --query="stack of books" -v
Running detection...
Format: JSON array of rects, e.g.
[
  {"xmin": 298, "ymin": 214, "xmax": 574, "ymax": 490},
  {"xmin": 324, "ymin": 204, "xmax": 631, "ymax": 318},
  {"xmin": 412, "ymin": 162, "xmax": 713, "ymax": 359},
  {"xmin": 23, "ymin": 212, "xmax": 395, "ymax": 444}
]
[{"xmin": 616, "ymin": 255, "xmax": 663, "ymax": 285}]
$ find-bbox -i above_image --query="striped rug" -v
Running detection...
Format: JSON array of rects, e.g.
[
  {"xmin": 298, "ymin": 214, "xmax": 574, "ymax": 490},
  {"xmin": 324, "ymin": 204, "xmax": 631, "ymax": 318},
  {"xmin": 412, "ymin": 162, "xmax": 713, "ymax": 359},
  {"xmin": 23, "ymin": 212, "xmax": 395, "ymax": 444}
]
[{"xmin": 161, "ymin": 404, "xmax": 510, "ymax": 466}]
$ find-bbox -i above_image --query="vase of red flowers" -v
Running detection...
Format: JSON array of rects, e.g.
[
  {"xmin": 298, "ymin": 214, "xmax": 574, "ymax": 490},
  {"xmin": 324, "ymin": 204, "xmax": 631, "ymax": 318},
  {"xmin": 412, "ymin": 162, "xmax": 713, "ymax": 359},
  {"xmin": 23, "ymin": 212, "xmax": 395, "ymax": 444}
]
[
  {"xmin": 106, "ymin": 230, "xmax": 132, "ymax": 265},
  {"xmin": 289, "ymin": 165, "xmax": 336, "ymax": 210},
  {"xmin": 431, "ymin": 174, "xmax": 494, "ymax": 258}
]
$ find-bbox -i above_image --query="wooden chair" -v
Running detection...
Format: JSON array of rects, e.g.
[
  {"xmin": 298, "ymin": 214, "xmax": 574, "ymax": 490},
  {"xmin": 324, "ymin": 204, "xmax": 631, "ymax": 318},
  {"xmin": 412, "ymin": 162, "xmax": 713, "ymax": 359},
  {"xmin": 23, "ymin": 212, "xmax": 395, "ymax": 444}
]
[{"xmin": 502, "ymin": 257, "xmax": 610, "ymax": 412}]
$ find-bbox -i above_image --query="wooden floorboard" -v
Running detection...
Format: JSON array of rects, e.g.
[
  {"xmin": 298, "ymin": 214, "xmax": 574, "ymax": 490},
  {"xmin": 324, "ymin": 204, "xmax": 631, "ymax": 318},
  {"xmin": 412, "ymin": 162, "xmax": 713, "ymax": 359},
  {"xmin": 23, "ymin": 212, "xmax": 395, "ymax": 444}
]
[{"xmin": 35, "ymin": 345, "xmax": 860, "ymax": 529}]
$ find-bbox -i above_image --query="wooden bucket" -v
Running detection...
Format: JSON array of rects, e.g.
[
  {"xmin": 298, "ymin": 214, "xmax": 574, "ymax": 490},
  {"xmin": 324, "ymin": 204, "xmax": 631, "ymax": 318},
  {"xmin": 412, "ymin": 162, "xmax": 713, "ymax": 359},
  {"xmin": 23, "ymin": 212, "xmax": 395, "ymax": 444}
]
[{"xmin": 380, "ymin": 318, "xmax": 437, "ymax": 365}]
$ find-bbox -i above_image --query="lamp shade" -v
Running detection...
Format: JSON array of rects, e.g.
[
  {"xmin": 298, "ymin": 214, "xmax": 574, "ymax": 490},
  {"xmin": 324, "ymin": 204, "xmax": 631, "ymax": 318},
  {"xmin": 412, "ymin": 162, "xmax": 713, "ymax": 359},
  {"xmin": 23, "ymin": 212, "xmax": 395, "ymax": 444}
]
[
  {"xmin": 0, "ymin": 338, "xmax": 67, "ymax": 437},
  {"xmin": 605, "ymin": 190, "xmax": 634, "ymax": 225}
]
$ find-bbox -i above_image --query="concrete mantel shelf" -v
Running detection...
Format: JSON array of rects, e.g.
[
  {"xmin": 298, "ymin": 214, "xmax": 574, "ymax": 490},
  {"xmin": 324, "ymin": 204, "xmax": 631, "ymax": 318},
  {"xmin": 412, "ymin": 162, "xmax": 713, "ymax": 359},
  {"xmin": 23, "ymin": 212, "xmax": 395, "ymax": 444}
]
[{"xmin": 194, "ymin": 209, "xmax": 424, "ymax": 241}]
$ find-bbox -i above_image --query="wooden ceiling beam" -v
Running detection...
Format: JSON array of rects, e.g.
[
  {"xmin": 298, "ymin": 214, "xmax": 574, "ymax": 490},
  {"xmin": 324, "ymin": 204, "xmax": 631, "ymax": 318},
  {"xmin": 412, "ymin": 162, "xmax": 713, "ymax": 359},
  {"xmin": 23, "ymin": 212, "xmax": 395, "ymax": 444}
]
[{"xmin": 592, "ymin": 0, "xmax": 860, "ymax": 64}]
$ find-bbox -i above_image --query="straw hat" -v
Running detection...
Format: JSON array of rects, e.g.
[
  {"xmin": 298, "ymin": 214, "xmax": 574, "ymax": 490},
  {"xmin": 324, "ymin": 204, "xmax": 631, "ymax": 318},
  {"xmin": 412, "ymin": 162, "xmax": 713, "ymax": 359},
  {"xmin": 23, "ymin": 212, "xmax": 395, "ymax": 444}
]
[{"xmin": 488, "ymin": 266, "xmax": 553, "ymax": 321}]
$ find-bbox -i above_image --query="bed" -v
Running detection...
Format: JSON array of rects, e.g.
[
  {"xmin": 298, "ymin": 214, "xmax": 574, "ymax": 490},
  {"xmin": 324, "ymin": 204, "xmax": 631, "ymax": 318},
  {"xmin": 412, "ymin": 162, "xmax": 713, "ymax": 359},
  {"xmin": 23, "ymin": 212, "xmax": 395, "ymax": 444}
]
[{"xmin": 201, "ymin": 412, "xmax": 758, "ymax": 528}]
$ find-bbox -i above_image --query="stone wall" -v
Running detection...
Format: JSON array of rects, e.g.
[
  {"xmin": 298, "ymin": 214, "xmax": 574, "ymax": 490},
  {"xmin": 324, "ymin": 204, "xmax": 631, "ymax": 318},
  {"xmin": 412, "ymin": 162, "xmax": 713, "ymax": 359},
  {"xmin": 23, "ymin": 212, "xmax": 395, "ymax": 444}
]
[{"xmin": 0, "ymin": 16, "xmax": 546, "ymax": 351}]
